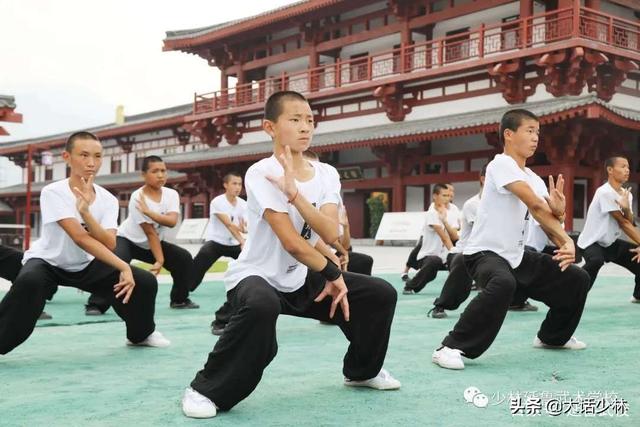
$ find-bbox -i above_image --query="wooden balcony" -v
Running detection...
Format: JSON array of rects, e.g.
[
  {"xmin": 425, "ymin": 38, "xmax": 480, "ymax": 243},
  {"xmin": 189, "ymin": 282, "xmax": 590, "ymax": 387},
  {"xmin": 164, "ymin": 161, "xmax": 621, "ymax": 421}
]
[{"xmin": 192, "ymin": 6, "xmax": 639, "ymax": 117}]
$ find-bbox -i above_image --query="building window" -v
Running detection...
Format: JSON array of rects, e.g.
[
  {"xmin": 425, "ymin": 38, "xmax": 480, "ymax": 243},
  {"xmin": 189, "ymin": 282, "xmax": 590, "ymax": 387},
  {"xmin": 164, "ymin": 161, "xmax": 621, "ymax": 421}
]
[
  {"xmin": 501, "ymin": 15, "xmax": 520, "ymax": 51},
  {"xmin": 349, "ymin": 52, "xmax": 369, "ymax": 82},
  {"xmin": 135, "ymin": 156, "xmax": 145, "ymax": 171},
  {"xmin": 44, "ymin": 168, "xmax": 53, "ymax": 181},
  {"xmin": 111, "ymin": 158, "xmax": 122, "ymax": 174},
  {"xmin": 191, "ymin": 202, "xmax": 205, "ymax": 219},
  {"xmin": 445, "ymin": 27, "xmax": 470, "ymax": 62}
]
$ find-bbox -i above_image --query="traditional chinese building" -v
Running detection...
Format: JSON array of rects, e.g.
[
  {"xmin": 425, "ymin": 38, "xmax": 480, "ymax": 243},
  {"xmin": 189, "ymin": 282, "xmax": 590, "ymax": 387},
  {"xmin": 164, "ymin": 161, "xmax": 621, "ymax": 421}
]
[{"xmin": 1, "ymin": 0, "xmax": 639, "ymax": 238}]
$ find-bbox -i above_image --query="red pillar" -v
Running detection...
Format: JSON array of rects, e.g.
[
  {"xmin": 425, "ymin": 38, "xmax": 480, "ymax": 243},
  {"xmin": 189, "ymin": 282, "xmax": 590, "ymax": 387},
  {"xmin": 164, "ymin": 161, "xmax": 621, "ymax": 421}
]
[
  {"xmin": 392, "ymin": 175, "xmax": 405, "ymax": 212},
  {"xmin": 520, "ymin": 0, "xmax": 533, "ymax": 47}
]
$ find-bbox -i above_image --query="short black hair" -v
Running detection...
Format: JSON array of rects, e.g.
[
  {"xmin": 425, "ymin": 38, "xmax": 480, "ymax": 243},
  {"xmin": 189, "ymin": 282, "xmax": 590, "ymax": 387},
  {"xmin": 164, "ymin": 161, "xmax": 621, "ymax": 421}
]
[
  {"xmin": 433, "ymin": 183, "xmax": 449, "ymax": 195},
  {"xmin": 223, "ymin": 172, "xmax": 242, "ymax": 183},
  {"xmin": 499, "ymin": 109, "xmax": 539, "ymax": 145},
  {"xmin": 264, "ymin": 91, "xmax": 308, "ymax": 122},
  {"xmin": 65, "ymin": 131, "xmax": 99, "ymax": 153},
  {"xmin": 141, "ymin": 155, "xmax": 164, "ymax": 172},
  {"xmin": 605, "ymin": 156, "xmax": 627, "ymax": 171}
]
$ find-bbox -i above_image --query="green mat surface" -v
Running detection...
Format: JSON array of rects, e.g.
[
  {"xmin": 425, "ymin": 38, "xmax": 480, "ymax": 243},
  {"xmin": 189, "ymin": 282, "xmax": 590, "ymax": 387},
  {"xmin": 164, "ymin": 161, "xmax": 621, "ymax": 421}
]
[{"xmin": 1, "ymin": 273, "xmax": 638, "ymax": 426}]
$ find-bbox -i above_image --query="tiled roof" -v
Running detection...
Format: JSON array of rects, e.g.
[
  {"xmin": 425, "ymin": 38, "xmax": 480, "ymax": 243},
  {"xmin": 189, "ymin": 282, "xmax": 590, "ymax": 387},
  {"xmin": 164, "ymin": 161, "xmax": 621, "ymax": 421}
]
[
  {"xmin": 0, "ymin": 104, "xmax": 192, "ymax": 149},
  {"xmin": 0, "ymin": 171, "xmax": 186, "ymax": 196},
  {"xmin": 164, "ymin": 94, "xmax": 638, "ymax": 165},
  {"xmin": 164, "ymin": 1, "xmax": 309, "ymax": 41}
]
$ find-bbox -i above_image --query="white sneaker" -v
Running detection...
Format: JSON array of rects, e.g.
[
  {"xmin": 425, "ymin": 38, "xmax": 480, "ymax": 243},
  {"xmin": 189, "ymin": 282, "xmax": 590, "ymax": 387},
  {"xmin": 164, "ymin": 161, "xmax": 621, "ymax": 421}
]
[
  {"xmin": 630, "ymin": 296, "xmax": 640, "ymax": 304},
  {"xmin": 126, "ymin": 331, "xmax": 171, "ymax": 348},
  {"xmin": 344, "ymin": 368, "xmax": 401, "ymax": 390},
  {"xmin": 182, "ymin": 387, "xmax": 217, "ymax": 418},
  {"xmin": 533, "ymin": 336, "xmax": 586, "ymax": 350},
  {"xmin": 432, "ymin": 346, "xmax": 465, "ymax": 370}
]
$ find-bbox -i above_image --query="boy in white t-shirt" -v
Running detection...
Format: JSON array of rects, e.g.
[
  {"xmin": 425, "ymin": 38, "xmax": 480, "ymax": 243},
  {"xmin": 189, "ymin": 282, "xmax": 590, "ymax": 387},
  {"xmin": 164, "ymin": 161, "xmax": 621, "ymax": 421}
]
[
  {"xmin": 85, "ymin": 155, "xmax": 197, "ymax": 314},
  {"xmin": 401, "ymin": 184, "xmax": 461, "ymax": 281},
  {"xmin": 432, "ymin": 109, "xmax": 590, "ymax": 370},
  {"xmin": 182, "ymin": 91, "xmax": 399, "ymax": 419},
  {"xmin": 429, "ymin": 168, "xmax": 485, "ymax": 318},
  {"xmin": 0, "ymin": 132, "xmax": 169, "ymax": 355},
  {"xmin": 191, "ymin": 172, "xmax": 248, "ymax": 335},
  {"xmin": 577, "ymin": 156, "xmax": 640, "ymax": 301},
  {"xmin": 403, "ymin": 184, "xmax": 454, "ymax": 294}
]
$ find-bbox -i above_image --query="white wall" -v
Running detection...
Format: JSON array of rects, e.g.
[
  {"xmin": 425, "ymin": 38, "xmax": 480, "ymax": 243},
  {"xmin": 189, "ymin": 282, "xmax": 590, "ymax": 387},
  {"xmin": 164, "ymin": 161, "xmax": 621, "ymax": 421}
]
[
  {"xmin": 53, "ymin": 162, "xmax": 66, "ymax": 180},
  {"xmin": 340, "ymin": 1, "xmax": 388, "ymax": 21},
  {"xmin": 601, "ymin": 0, "xmax": 638, "ymax": 20},
  {"xmin": 405, "ymin": 186, "xmax": 424, "ymax": 211}
]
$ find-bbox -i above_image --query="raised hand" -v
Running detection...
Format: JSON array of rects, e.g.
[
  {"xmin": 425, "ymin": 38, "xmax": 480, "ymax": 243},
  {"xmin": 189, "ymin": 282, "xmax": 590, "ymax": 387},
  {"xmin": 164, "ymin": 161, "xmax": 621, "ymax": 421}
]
[
  {"xmin": 72, "ymin": 175, "xmax": 95, "ymax": 214},
  {"xmin": 314, "ymin": 275, "xmax": 350, "ymax": 321},
  {"xmin": 136, "ymin": 194, "xmax": 151, "ymax": 216},
  {"xmin": 546, "ymin": 174, "xmax": 566, "ymax": 218},
  {"xmin": 616, "ymin": 188, "xmax": 631, "ymax": 211},
  {"xmin": 114, "ymin": 266, "xmax": 136, "ymax": 303},
  {"xmin": 266, "ymin": 145, "xmax": 298, "ymax": 200}
]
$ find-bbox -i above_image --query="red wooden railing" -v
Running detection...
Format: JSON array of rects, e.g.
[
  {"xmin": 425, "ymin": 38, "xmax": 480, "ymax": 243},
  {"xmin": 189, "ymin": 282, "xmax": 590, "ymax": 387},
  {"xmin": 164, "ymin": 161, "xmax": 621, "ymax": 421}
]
[{"xmin": 193, "ymin": 6, "xmax": 639, "ymax": 115}]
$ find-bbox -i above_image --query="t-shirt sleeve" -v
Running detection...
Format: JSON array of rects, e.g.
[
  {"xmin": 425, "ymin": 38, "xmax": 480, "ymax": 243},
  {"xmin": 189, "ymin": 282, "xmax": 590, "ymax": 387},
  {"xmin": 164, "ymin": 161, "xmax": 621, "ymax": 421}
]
[
  {"xmin": 41, "ymin": 187, "xmax": 77, "ymax": 225},
  {"xmin": 599, "ymin": 189, "xmax": 621, "ymax": 214},
  {"xmin": 210, "ymin": 197, "xmax": 227, "ymax": 215},
  {"xmin": 102, "ymin": 192, "xmax": 119, "ymax": 230},
  {"xmin": 167, "ymin": 189, "xmax": 180, "ymax": 213},
  {"xmin": 463, "ymin": 201, "xmax": 477, "ymax": 225},
  {"xmin": 319, "ymin": 164, "xmax": 341, "ymax": 207},
  {"xmin": 491, "ymin": 156, "xmax": 527, "ymax": 194},
  {"xmin": 246, "ymin": 166, "xmax": 288, "ymax": 217},
  {"xmin": 426, "ymin": 210, "xmax": 441, "ymax": 227}
]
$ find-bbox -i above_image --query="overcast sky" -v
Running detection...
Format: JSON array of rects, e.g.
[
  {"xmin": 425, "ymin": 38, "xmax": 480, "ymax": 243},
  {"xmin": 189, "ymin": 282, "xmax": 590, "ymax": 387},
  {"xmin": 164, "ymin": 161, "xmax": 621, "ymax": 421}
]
[{"xmin": 0, "ymin": 0, "xmax": 298, "ymax": 142}]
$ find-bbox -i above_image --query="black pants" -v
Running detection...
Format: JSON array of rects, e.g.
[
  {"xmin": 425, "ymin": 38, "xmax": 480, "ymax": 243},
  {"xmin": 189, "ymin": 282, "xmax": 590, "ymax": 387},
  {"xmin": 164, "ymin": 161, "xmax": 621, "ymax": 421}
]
[
  {"xmin": 442, "ymin": 250, "xmax": 589, "ymax": 359},
  {"xmin": 433, "ymin": 253, "xmax": 472, "ymax": 309},
  {"xmin": 405, "ymin": 255, "xmax": 444, "ymax": 293},
  {"xmin": 405, "ymin": 237, "xmax": 423, "ymax": 270},
  {"xmin": 87, "ymin": 236, "xmax": 193, "ymax": 311},
  {"xmin": 0, "ymin": 257, "xmax": 158, "ymax": 354},
  {"xmin": 190, "ymin": 271, "xmax": 397, "ymax": 411},
  {"xmin": 581, "ymin": 239, "xmax": 640, "ymax": 298},
  {"xmin": 191, "ymin": 241, "xmax": 242, "ymax": 329},
  {"xmin": 348, "ymin": 251, "xmax": 373, "ymax": 276},
  {"xmin": 213, "ymin": 249, "xmax": 376, "ymax": 330},
  {"xmin": 192, "ymin": 241, "xmax": 242, "ymax": 292},
  {"xmin": 0, "ymin": 245, "xmax": 23, "ymax": 282}
]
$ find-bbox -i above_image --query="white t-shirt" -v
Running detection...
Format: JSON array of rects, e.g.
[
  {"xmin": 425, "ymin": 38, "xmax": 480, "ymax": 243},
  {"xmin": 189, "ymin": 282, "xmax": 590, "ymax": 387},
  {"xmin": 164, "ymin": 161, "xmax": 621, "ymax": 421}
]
[
  {"xmin": 224, "ymin": 156, "xmax": 341, "ymax": 293},
  {"xmin": 416, "ymin": 205, "xmax": 449, "ymax": 263},
  {"xmin": 577, "ymin": 182, "xmax": 634, "ymax": 249},
  {"xmin": 525, "ymin": 174, "xmax": 553, "ymax": 252},
  {"xmin": 23, "ymin": 179, "xmax": 118, "ymax": 272},
  {"xmin": 463, "ymin": 154, "xmax": 541, "ymax": 268},
  {"xmin": 450, "ymin": 194, "xmax": 480, "ymax": 254},
  {"xmin": 205, "ymin": 194, "xmax": 248, "ymax": 245},
  {"xmin": 446, "ymin": 203, "xmax": 462, "ymax": 230},
  {"xmin": 117, "ymin": 187, "xmax": 180, "ymax": 249}
]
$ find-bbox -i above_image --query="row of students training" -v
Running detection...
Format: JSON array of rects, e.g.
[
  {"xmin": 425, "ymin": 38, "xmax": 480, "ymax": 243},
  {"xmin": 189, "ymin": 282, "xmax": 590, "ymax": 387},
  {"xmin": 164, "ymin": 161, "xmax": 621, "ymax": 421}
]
[{"xmin": 1, "ymin": 91, "xmax": 639, "ymax": 421}]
